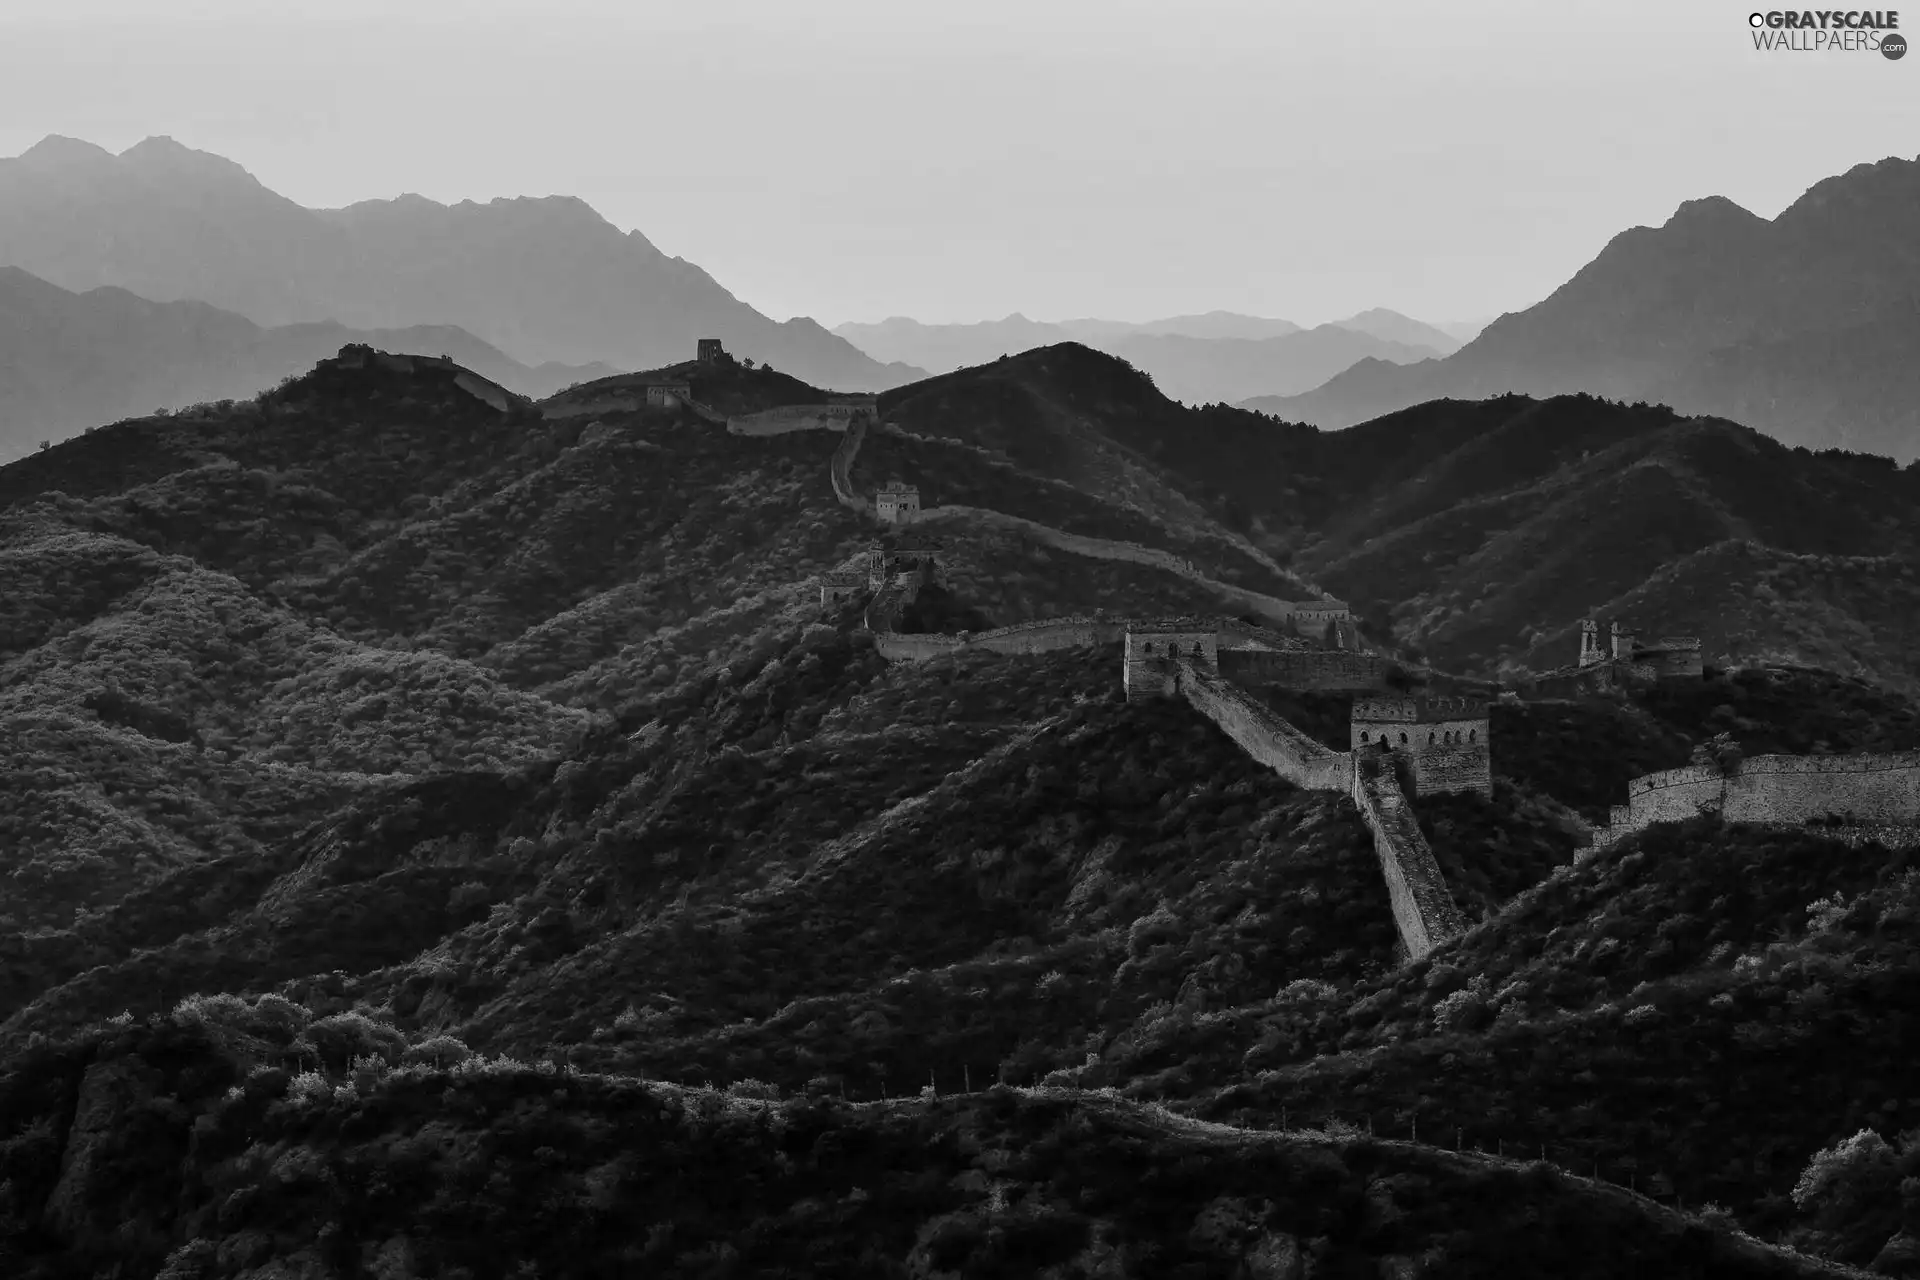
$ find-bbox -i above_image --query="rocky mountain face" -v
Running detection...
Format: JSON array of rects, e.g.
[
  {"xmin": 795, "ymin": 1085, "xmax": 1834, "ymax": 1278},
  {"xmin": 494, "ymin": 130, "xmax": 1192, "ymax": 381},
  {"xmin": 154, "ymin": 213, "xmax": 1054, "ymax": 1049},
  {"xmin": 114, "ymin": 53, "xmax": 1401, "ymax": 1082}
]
[
  {"xmin": 0, "ymin": 345, "xmax": 1915, "ymax": 1275},
  {"xmin": 1246, "ymin": 154, "xmax": 1920, "ymax": 462},
  {"xmin": 0, "ymin": 134, "xmax": 923, "ymax": 390}
]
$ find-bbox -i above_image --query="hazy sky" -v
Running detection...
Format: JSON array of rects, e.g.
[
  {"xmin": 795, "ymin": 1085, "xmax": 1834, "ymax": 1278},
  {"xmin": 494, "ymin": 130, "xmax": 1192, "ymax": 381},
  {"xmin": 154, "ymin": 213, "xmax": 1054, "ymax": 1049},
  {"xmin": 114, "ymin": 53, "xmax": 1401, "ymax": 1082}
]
[{"xmin": 2, "ymin": 0, "xmax": 1916, "ymax": 327}]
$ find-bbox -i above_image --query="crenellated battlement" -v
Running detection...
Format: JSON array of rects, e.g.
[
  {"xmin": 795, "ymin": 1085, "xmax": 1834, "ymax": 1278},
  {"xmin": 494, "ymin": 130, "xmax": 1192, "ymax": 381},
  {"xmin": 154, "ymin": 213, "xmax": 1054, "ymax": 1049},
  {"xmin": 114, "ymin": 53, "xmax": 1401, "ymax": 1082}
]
[{"xmin": 1351, "ymin": 696, "xmax": 1489, "ymax": 723}]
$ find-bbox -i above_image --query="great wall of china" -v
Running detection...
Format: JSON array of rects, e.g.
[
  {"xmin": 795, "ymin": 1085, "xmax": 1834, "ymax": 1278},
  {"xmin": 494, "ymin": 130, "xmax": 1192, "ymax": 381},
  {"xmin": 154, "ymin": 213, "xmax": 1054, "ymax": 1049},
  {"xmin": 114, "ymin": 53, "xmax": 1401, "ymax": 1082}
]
[
  {"xmin": 1593, "ymin": 751, "xmax": 1920, "ymax": 849},
  {"xmin": 745, "ymin": 382, "xmax": 1920, "ymax": 958},
  {"xmin": 534, "ymin": 343, "xmax": 1920, "ymax": 960}
]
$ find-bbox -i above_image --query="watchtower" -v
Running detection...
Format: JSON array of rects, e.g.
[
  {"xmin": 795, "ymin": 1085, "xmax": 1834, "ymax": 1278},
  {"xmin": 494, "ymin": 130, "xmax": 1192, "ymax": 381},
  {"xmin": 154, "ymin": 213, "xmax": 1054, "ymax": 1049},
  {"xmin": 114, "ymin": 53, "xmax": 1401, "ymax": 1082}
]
[
  {"xmin": 1123, "ymin": 622, "xmax": 1219, "ymax": 702},
  {"xmin": 874, "ymin": 482, "xmax": 921, "ymax": 525},
  {"xmin": 1350, "ymin": 696, "xmax": 1491, "ymax": 797},
  {"xmin": 867, "ymin": 544, "xmax": 938, "ymax": 591},
  {"xmin": 1578, "ymin": 618, "xmax": 1604, "ymax": 667},
  {"xmin": 696, "ymin": 338, "xmax": 726, "ymax": 365},
  {"xmin": 1610, "ymin": 621, "xmax": 1638, "ymax": 660}
]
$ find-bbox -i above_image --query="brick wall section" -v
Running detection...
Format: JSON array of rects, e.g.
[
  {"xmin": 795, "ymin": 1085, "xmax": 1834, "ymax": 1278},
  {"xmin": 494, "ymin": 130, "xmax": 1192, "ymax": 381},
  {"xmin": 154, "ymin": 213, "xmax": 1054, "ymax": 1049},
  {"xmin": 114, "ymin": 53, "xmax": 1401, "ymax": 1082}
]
[
  {"xmin": 1592, "ymin": 751, "xmax": 1920, "ymax": 844},
  {"xmin": 1176, "ymin": 662, "xmax": 1354, "ymax": 792},
  {"xmin": 829, "ymin": 416, "xmax": 870, "ymax": 514},
  {"xmin": 1351, "ymin": 761, "xmax": 1469, "ymax": 959},
  {"xmin": 1410, "ymin": 734, "xmax": 1495, "ymax": 798},
  {"xmin": 1219, "ymin": 648, "xmax": 1386, "ymax": 691}
]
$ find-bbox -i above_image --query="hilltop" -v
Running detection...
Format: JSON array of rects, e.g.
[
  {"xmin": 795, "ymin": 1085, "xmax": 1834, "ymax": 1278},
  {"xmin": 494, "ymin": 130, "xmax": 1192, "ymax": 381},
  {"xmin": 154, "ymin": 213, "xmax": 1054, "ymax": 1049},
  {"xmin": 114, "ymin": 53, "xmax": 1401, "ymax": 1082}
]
[
  {"xmin": 1245, "ymin": 154, "xmax": 1920, "ymax": 461},
  {"xmin": 832, "ymin": 310, "xmax": 1445, "ymax": 402},
  {"xmin": 0, "ymin": 266, "xmax": 616, "ymax": 459}
]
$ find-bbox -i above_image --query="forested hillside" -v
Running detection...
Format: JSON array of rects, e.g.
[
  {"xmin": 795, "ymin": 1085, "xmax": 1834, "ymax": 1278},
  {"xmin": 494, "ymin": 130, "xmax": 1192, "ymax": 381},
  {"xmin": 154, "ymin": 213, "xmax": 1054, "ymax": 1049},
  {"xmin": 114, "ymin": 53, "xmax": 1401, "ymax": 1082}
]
[{"xmin": 0, "ymin": 347, "xmax": 1913, "ymax": 1276}]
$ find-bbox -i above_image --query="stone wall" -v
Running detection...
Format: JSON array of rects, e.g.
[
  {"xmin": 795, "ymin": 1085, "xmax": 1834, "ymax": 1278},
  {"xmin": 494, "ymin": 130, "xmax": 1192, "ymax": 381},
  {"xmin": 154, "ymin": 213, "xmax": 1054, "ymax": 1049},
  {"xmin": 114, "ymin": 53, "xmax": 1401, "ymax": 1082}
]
[
  {"xmin": 1219, "ymin": 649, "xmax": 1386, "ymax": 691},
  {"xmin": 728, "ymin": 404, "xmax": 873, "ymax": 436},
  {"xmin": 1176, "ymin": 663, "xmax": 1354, "ymax": 792},
  {"xmin": 1640, "ymin": 644, "xmax": 1705, "ymax": 680},
  {"xmin": 1726, "ymin": 753, "xmax": 1920, "ymax": 824},
  {"xmin": 871, "ymin": 616, "xmax": 1126, "ymax": 663},
  {"xmin": 1407, "ymin": 733, "xmax": 1494, "ymax": 798},
  {"xmin": 912, "ymin": 504, "xmax": 1345, "ymax": 631},
  {"xmin": 829, "ymin": 417, "xmax": 870, "ymax": 513},
  {"xmin": 451, "ymin": 371, "xmax": 515, "ymax": 414},
  {"xmin": 1595, "ymin": 751, "xmax": 1920, "ymax": 845},
  {"xmin": 1351, "ymin": 760, "xmax": 1468, "ymax": 960},
  {"xmin": 1348, "ymin": 698, "xmax": 1492, "ymax": 799}
]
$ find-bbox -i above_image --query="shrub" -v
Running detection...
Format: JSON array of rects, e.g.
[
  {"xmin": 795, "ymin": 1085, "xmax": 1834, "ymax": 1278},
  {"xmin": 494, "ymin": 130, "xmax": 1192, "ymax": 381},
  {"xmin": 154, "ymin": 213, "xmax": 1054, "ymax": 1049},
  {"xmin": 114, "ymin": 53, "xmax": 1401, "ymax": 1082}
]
[
  {"xmin": 306, "ymin": 1011, "xmax": 407, "ymax": 1071},
  {"xmin": 1793, "ymin": 1129, "xmax": 1898, "ymax": 1212},
  {"xmin": 400, "ymin": 1035, "xmax": 473, "ymax": 1069}
]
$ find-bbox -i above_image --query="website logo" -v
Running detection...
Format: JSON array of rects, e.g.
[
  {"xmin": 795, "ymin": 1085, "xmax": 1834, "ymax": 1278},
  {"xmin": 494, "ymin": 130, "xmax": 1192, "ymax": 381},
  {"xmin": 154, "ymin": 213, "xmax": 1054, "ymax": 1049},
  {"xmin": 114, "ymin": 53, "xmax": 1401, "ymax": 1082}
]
[{"xmin": 1747, "ymin": 10, "xmax": 1905, "ymax": 55}]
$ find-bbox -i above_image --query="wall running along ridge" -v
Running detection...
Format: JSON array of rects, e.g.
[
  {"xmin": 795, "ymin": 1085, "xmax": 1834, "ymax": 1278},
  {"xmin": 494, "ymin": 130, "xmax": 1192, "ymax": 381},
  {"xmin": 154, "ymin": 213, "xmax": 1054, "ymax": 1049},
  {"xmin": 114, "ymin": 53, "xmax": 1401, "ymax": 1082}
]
[
  {"xmin": 872, "ymin": 420, "xmax": 1311, "ymax": 594},
  {"xmin": 829, "ymin": 416, "xmax": 870, "ymax": 514},
  {"xmin": 1592, "ymin": 750, "xmax": 1920, "ymax": 847},
  {"xmin": 1173, "ymin": 660, "xmax": 1464, "ymax": 959},
  {"xmin": 911, "ymin": 504, "xmax": 1340, "ymax": 630},
  {"xmin": 1218, "ymin": 648, "xmax": 1386, "ymax": 691},
  {"xmin": 1350, "ymin": 758, "xmax": 1469, "ymax": 959},
  {"xmin": 727, "ymin": 404, "xmax": 875, "ymax": 436},
  {"xmin": 829, "ymin": 411, "xmax": 1349, "ymax": 629},
  {"xmin": 1176, "ymin": 661, "xmax": 1354, "ymax": 791},
  {"xmin": 542, "ymin": 390, "xmax": 727, "ymax": 425},
  {"xmin": 870, "ymin": 616, "xmax": 1127, "ymax": 663}
]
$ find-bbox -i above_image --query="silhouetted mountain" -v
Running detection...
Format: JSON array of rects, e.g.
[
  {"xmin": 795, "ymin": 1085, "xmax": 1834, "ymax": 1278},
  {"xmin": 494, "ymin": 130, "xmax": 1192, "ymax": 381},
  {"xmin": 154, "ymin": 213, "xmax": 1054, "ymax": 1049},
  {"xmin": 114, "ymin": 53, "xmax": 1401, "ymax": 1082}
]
[
  {"xmin": 1102, "ymin": 325, "xmax": 1443, "ymax": 402},
  {"xmin": 1058, "ymin": 309, "xmax": 1306, "ymax": 342},
  {"xmin": 836, "ymin": 314, "xmax": 1438, "ymax": 401},
  {"xmin": 1331, "ymin": 306, "xmax": 1463, "ymax": 353},
  {"xmin": 1246, "ymin": 155, "xmax": 1920, "ymax": 461},
  {"xmin": 0, "ymin": 266, "xmax": 615, "ymax": 460},
  {"xmin": 0, "ymin": 134, "xmax": 922, "ymax": 390},
  {"xmin": 830, "ymin": 313, "xmax": 1078, "ymax": 372},
  {"xmin": 1433, "ymin": 314, "xmax": 1497, "ymax": 343}
]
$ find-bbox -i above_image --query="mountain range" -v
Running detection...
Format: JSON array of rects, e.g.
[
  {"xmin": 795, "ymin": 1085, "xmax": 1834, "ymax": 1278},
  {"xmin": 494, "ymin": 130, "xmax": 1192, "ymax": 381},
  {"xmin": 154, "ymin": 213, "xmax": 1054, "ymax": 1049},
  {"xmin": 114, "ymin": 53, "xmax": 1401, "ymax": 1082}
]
[
  {"xmin": 1246, "ymin": 154, "xmax": 1920, "ymax": 462},
  {"xmin": 0, "ymin": 340, "xmax": 1915, "ymax": 1272},
  {"xmin": 875, "ymin": 343, "xmax": 1920, "ymax": 694},
  {"xmin": 0, "ymin": 265, "xmax": 618, "ymax": 460},
  {"xmin": 0, "ymin": 134, "xmax": 923, "ymax": 391},
  {"xmin": 833, "ymin": 308, "xmax": 1466, "ymax": 402}
]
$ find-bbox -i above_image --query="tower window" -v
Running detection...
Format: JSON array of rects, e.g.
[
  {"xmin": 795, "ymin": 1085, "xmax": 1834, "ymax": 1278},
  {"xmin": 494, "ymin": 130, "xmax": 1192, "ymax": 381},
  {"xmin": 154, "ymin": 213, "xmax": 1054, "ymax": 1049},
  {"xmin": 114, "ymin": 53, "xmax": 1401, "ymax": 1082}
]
[{"xmin": 1400, "ymin": 732, "xmax": 1408, "ymax": 745}]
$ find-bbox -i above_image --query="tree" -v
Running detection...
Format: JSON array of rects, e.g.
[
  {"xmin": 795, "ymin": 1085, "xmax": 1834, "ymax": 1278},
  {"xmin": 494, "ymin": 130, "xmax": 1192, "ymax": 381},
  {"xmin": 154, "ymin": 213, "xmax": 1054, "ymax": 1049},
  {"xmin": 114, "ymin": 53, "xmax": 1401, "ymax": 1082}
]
[{"xmin": 1689, "ymin": 731, "xmax": 1743, "ymax": 774}]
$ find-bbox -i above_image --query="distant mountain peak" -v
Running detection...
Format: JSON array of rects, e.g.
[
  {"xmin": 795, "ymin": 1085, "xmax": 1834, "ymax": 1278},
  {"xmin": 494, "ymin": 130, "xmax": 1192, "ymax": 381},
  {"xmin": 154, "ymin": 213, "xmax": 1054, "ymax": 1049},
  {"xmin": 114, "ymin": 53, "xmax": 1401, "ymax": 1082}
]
[
  {"xmin": 117, "ymin": 135, "xmax": 267, "ymax": 187},
  {"xmin": 1661, "ymin": 194, "xmax": 1762, "ymax": 229},
  {"xmin": 16, "ymin": 134, "xmax": 116, "ymax": 167}
]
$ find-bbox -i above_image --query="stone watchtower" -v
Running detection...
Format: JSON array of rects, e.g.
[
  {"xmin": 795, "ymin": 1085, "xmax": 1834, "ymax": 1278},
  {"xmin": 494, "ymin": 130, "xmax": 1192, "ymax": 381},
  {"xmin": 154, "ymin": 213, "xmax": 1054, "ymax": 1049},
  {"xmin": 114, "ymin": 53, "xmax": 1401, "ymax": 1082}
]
[
  {"xmin": 1123, "ymin": 623, "xmax": 1220, "ymax": 702},
  {"xmin": 1610, "ymin": 621, "xmax": 1638, "ymax": 660},
  {"xmin": 1350, "ymin": 696, "xmax": 1492, "ymax": 797},
  {"xmin": 874, "ymin": 482, "xmax": 921, "ymax": 525},
  {"xmin": 1578, "ymin": 618, "xmax": 1605, "ymax": 668},
  {"xmin": 696, "ymin": 338, "xmax": 726, "ymax": 365}
]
